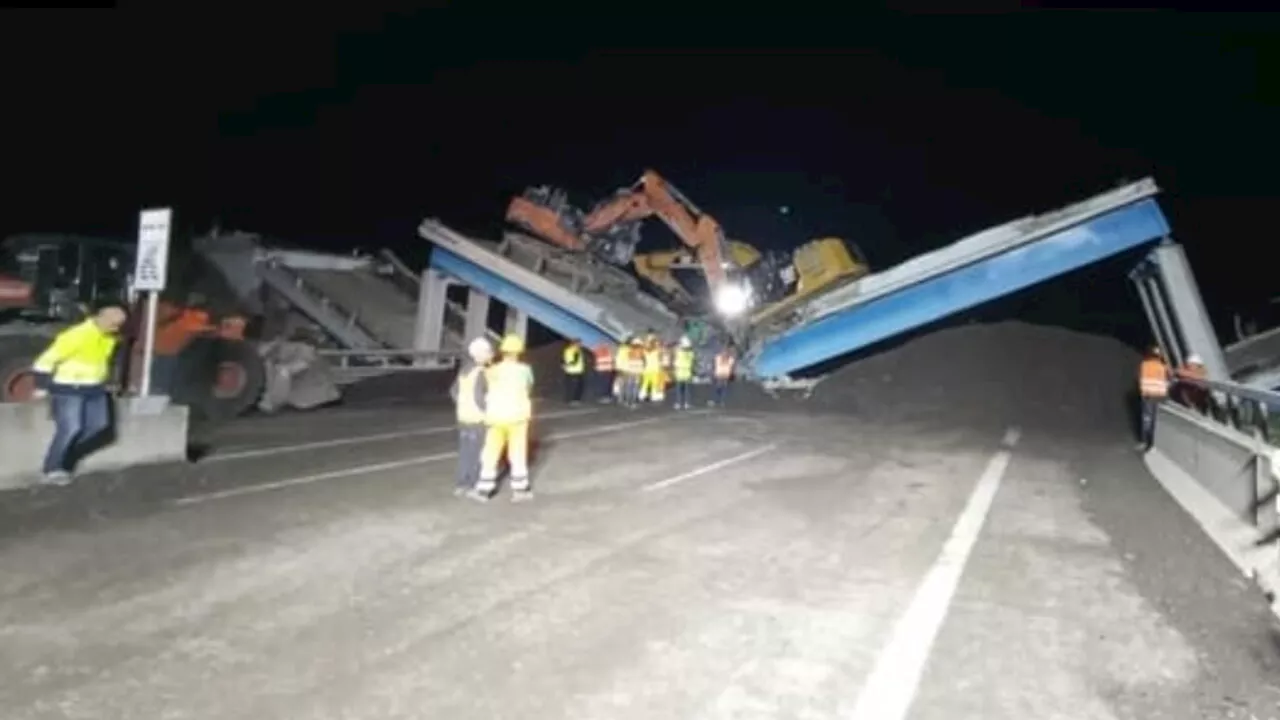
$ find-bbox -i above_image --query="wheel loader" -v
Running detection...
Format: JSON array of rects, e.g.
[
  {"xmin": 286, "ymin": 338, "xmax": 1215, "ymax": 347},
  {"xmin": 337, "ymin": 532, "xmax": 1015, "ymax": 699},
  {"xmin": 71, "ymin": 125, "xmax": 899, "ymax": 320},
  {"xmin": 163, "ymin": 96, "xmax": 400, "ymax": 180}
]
[{"xmin": 0, "ymin": 233, "xmax": 266, "ymax": 420}]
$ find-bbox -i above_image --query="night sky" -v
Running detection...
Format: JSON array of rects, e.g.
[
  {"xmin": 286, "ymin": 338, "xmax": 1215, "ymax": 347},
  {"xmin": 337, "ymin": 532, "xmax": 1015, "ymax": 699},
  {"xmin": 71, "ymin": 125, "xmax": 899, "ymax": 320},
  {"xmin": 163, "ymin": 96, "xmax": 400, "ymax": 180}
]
[{"xmin": 3, "ymin": 11, "xmax": 1276, "ymax": 345}]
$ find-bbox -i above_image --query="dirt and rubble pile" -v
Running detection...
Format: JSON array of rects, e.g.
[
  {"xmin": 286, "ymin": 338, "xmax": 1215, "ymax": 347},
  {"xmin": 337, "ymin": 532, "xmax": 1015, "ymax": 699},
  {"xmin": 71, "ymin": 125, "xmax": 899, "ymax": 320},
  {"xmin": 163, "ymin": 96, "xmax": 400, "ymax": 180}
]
[{"xmin": 746, "ymin": 321, "xmax": 1141, "ymax": 433}]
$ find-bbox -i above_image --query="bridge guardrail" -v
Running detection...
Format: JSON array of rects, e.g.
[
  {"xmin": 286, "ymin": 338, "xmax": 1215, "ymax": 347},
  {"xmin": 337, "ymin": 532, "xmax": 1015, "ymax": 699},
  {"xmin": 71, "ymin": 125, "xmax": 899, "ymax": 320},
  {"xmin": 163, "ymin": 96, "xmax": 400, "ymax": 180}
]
[
  {"xmin": 1169, "ymin": 373, "xmax": 1277, "ymax": 447},
  {"xmin": 1151, "ymin": 374, "xmax": 1280, "ymax": 604}
]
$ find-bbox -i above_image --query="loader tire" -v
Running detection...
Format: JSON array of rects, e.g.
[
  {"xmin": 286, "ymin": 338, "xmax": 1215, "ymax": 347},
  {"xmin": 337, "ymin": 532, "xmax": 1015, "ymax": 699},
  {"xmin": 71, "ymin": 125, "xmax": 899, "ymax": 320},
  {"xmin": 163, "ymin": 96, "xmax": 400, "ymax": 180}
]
[
  {"xmin": 172, "ymin": 336, "xmax": 266, "ymax": 421},
  {"xmin": 0, "ymin": 336, "xmax": 46, "ymax": 403}
]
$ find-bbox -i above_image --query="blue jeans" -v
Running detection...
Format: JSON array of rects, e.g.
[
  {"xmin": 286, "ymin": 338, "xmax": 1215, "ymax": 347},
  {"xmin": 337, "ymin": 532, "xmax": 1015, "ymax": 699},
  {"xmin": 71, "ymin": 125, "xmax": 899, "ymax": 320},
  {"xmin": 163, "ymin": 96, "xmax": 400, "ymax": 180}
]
[
  {"xmin": 456, "ymin": 424, "xmax": 486, "ymax": 490},
  {"xmin": 673, "ymin": 380, "xmax": 692, "ymax": 407},
  {"xmin": 712, "ymin": 379, "xmax": 729, "ymax": 405},
  {"xmin": 1140, "ymin": 397, "xmax": 1159, "ymax": 448},
  {"xmin": 43, "ymin": 391, "xmax": 111, "ymax": 474}
]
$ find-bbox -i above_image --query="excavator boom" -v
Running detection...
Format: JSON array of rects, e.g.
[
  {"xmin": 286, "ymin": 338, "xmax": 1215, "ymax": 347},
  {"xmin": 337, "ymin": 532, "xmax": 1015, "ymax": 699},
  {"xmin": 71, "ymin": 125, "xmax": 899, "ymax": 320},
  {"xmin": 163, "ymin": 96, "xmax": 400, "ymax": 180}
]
[
  {"xmin": 505, "ymin": 170, "xmax": 737, "ymax": 297},
  {"xmin": 505, "ymin": 168, "xmax": 868, "ymax": 321},
  {"xmin": 631, "ymin": 171, "xmax": 732, "ymax": 293}
]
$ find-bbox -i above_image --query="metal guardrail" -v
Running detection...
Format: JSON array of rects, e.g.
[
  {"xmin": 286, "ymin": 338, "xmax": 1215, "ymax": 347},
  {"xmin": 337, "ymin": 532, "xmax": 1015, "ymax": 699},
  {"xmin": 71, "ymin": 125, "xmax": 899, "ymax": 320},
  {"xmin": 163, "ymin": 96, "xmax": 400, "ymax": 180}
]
[
  {"xmin": 1172, "ymin": 374, "xmax": 1278, "ymax": 447},
  {"xmin": 317, "ymin": 348, "xmax": 461, "ymax": 373}
]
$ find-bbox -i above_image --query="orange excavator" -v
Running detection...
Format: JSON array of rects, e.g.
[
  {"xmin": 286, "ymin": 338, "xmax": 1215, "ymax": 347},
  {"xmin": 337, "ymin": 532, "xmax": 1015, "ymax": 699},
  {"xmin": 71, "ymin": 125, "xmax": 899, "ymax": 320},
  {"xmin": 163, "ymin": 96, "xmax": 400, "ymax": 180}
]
[
  {"xmin": 506, "ymin": 169, "xmax": 870, "ymax": 320},
  {"xmin": 506, "ymin": 170, "xmax": 739, "ymax": 303}
]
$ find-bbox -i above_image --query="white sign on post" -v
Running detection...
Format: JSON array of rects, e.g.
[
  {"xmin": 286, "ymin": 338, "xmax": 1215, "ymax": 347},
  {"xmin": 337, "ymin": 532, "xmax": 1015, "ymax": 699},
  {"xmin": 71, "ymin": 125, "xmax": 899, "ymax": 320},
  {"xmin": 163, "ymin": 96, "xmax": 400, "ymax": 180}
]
[
  {"xmin": 135, "ymin": 208, "xmax": 173, "ymax": 401},
  {"xmin": 134, "ymin": 208, "xmax": 172, "ymax": 292}
]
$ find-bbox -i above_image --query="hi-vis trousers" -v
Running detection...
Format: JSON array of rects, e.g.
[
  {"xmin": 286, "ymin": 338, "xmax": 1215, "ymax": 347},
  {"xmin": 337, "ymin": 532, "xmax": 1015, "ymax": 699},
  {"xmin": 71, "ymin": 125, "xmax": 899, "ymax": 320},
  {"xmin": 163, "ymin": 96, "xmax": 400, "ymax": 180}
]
[
  {"xmin": 639, "ymin": 371, "xmax": 665, "ymax": 402},
  {"xmin": 475, "ymin": 421, "xmax": 530, "ymax": 494}
]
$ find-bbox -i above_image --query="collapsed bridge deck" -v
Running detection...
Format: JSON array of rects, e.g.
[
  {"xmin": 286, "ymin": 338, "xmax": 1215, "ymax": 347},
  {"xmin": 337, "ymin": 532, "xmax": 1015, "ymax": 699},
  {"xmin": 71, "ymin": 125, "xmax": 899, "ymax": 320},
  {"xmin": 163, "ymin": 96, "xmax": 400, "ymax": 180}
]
[{"xmin": 420, "ymin": 179, "xmax": 1170, "ymax": 380}]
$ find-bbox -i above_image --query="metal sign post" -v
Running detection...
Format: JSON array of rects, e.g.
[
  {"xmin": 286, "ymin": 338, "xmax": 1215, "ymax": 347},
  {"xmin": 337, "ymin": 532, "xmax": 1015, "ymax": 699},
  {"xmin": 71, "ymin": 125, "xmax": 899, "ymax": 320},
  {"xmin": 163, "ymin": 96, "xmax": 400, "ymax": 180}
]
[{"xmin": 134, "ymin": 208, "xmax": 172, "ymax": 400}]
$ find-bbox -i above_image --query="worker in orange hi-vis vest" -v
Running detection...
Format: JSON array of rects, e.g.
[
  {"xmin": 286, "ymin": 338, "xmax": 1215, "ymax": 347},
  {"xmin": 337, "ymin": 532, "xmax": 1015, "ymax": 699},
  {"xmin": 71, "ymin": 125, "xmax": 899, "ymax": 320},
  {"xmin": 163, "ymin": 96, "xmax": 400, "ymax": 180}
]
[
  {"xmin": 710, "ymin": 346, "xmax": 736, "ymax": 407},
  {"xmin": 1137, "ymin": 345, "xmax": 1171, "ymax": 451},
  {"xmin": 592, "ymin": 342, "xmax": 614, "ymax": 403}
]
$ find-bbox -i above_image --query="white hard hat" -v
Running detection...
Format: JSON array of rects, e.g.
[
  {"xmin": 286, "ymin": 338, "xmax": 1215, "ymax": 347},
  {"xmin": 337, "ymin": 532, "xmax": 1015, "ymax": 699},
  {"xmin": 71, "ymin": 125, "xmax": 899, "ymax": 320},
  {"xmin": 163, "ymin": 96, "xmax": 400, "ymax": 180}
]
[
  {"xmin": 468, "ymin": 337, "xmax": 493, "ymax": 361},
  {"xmin": 1187, "ymin": 354, "xmax": 1203, "ymax": 365},
  {"xmin": 679, "ymin": 336, "xmax": 692, "ymax": 347}
]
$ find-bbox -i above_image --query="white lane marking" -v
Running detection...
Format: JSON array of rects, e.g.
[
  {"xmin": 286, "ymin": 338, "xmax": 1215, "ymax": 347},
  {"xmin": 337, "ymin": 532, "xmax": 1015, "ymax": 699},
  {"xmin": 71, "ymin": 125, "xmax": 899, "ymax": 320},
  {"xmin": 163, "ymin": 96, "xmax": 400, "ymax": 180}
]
[
  {"xmin": 206, "ymin": 408, "xmax": 599, "ymax": 462},
  {"xmin": 848, "ymin": 426, "xmax": 1021, "ymax": 720},
  {"xmin": 171, "ymin": 414, "xmax": 694, "ymax": 507},
  {"xmin": 642, "ymin": 443, "xmax": 778, "ymax": 492}
]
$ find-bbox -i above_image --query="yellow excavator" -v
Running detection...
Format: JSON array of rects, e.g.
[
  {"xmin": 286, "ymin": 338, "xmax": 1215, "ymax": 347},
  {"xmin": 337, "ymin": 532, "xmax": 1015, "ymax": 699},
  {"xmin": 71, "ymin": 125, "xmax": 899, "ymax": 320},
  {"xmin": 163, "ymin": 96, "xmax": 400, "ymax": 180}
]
[{"xmin": 506, "ymin": 169, "xmax": 871, "ymax": 324}]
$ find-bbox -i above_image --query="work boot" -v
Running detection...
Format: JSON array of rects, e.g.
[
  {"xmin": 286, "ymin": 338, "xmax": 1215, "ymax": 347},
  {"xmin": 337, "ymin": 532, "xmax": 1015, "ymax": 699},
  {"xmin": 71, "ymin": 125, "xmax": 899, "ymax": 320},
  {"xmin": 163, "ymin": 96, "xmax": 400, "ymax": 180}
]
[
  {"xmin": 465, "ymin": 488, "xmax": 492, "ymax": 503},
  {"xmin": 39, "ymin": 471, "xmax": 73, "ymax": 487}
]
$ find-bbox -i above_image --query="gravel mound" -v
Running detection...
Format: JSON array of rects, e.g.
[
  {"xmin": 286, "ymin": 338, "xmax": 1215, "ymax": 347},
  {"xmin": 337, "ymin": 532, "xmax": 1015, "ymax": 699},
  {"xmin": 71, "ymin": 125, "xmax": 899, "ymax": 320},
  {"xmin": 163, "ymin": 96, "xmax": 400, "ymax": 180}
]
[{"xmin": 741, "ymin": 321, "xmax": 1141, "ymax": 435}]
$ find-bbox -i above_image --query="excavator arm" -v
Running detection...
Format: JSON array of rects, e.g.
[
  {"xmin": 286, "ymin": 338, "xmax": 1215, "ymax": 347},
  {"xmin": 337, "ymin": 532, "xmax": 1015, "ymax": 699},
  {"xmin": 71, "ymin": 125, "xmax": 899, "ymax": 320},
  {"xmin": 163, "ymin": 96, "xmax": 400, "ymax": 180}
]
[
  {"xmin": 506, "ymin": 170, "xmax": 762, "ymax": 315},
  {"xmin": 506, "ymin": 171, "xmax": 738, "ymax": 287},
  {"xmin": 629, "ymin": 170, "xmax": 735, "ymax": 296}
]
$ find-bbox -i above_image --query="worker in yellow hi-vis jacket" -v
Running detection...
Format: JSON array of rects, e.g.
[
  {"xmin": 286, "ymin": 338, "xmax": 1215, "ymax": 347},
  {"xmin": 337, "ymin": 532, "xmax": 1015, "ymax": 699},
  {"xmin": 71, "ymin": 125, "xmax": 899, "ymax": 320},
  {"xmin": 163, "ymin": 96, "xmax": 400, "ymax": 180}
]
[
  {"xmin": 639, "ymin": 337, "xmax": 663, "ymax": 403},
  {"xmin": 30, "ymin": 304, "xmax": 127, "ymax": 485},
  {"xmin": 470, "ymin": 334, "xmax": 536, "ymax": 503}
]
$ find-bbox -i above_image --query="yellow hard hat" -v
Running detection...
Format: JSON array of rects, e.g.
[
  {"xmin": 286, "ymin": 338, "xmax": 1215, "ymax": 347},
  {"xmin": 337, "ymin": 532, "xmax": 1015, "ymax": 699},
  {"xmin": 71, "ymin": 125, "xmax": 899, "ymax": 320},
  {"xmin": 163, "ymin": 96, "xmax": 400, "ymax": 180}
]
[{"xmin": 500, "ymin": 334, "xmax": 524, "ymax": 354}]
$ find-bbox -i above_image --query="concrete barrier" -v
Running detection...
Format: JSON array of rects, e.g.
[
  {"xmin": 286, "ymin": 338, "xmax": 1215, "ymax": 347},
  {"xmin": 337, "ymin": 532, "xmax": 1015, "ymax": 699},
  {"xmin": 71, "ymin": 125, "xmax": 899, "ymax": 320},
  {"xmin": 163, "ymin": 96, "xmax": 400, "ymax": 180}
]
[
  {"xmin": 0, "ymin": 398, "xmax": 189, "ymax": 491},
  {"xmin": 1146, "ymin": 402, "xmax": 1280, "ymax": 608}
]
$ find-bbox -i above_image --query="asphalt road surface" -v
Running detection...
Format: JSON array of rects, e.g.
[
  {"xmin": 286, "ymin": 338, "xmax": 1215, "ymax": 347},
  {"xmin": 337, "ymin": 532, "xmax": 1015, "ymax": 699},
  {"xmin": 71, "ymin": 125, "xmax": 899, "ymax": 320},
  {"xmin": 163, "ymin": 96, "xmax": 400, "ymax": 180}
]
[{"xmin": 2, "ymin": 399, "xmax": 1279, "ymax": 719}]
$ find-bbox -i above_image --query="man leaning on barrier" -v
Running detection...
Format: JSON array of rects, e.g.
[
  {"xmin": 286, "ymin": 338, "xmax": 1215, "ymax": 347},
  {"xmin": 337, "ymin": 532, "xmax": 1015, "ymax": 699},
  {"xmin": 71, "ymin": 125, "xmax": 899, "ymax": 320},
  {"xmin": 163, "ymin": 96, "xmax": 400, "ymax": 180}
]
[{"xmin": 30, "ymin": 304, "xmax": 128, "ymax": 485}]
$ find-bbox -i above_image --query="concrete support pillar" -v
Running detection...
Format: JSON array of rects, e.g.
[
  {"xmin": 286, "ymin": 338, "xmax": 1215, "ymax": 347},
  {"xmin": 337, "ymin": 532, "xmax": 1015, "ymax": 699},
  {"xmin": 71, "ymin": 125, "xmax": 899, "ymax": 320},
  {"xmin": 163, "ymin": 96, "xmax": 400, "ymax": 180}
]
[
  {"xmin": 1145, "ymin": 274, "xmax": 1185, "ymax": 369},
  {"xmin": 413, "ymin": 268, "xmax": 449, "ymax": 364},
  {"xmin": 1132, "ymin": 270, "xmax": 1168, "ymax": 359},
  {"xmin": 504, "ymin": 305, "xmax": 528, "ymax": 340},
  {"xmin": 465, "ymin": 289, "xmax": 490, "ymax": 342},
  {"xmin": 1150, "ymin": 242, "xmax": 1229, "ymax": 381}
]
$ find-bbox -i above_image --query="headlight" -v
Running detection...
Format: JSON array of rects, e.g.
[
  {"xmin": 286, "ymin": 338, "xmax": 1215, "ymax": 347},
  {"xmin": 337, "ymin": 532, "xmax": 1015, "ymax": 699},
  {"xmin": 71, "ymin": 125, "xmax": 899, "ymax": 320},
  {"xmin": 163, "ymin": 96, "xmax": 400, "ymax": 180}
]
[{"xmin": 714, "ymin": 283, "xmax": 751, "ymax": 316}]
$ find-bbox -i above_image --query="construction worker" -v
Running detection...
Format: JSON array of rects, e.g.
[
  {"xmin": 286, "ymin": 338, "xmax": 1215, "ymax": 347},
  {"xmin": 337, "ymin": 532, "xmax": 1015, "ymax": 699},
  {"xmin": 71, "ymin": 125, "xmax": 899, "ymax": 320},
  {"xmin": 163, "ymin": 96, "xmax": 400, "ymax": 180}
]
[
  {"xmin": 30, "ymin": 304, "xmax": 128, "ymax": 485},
  {"xmin": 640, "ymin": 337, "xmax": 663, "ymax": 403},
  {"xmin": 710, "ymin": 345, "xmax": 736, "ymax": 407},
  {"xmin": 1138, "ymin": 345, "xmax": 1171, "ymax": 451},
  {"xmin": 1177, "ymin": 353, "xmax": 1209, "ymax": 414},
  {"xmin": 672, "ymin": 336, "xmax": 696, "ymax": 410},
  {"xmin": 449, "ymin": 337, "xmax": 492, "ymax": 497},
  {"xmin": 561, "ymin": 338, "xmax": 586, "ymax": 405},
  {"xmin": 658, "ymin": 341, "xmax": 674, "ymax": 404},
  {"xmin": 592, "ymin": 341, "xmax": 614, "ymax": 403},
  {"xmin": 624, "ymin": 337, "xmax": 645, "ymax": 408},
  {"xmin": 613, "ymin": 338, "xmax": 631, "ymax": 404},
  {"xmin": 471, "ymin": 334, "xmax": 536, "ymax": 502}
]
